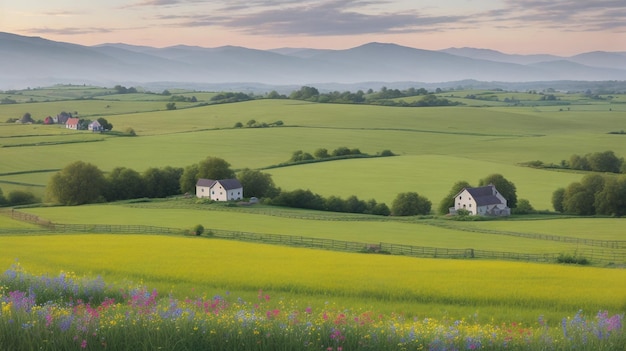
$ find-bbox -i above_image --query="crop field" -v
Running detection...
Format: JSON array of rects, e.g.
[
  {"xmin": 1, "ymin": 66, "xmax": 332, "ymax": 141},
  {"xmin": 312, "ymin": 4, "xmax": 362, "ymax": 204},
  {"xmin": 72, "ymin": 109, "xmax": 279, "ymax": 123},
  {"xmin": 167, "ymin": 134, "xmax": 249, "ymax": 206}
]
[{"xmin": 1, "ymin": 234, "xmax": 625, "ymax": 323}]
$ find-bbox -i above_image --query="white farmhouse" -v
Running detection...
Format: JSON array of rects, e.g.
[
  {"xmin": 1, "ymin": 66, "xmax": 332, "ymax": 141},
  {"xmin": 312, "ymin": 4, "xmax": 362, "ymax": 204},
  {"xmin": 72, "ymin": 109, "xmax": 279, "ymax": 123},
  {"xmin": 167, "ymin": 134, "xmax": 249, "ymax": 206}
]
[
  {"xmin": 451, "ymin": 184, "xmax": 510, "ymax": 216},
  {"xmin": 196, "ymin": 178, "xmax": 243, "ymax": 201}
]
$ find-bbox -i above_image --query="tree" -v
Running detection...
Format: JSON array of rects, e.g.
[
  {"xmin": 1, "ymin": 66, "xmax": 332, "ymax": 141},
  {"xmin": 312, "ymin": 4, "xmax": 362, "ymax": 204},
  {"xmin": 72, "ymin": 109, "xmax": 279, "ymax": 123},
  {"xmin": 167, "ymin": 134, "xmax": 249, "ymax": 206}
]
[
  {"xmin": 552, "ymin": 188, "xmax": 565, "ymax": 212},
  {"xmin": 97, "ymin": 117, "xmax": 113, "ymax": 131},
  {"xmin": 105, "ymin": 167, "xmax": 145, "ymax": 201},
  {"xmin": 289, "ymin": 86, "xmax": 319, "ymax": 100},
  {"xmin": 166, "ymin": 102, "xmax": 176, "ymax": 110},
  {"xmin": 192, "ymin": 224, "xmax": 204, "ymax": 236},
  {"xmin": 344, "ymin": 195, "xmax": 367, "ymax": 213},
  {"xmin": 0, "ymin": 188, "xmax": 6, "ymax": 206},
  {"xmin": 180, "ymin": 164, "xmax": 200, "ymax": 194},
  {"xmin": 324, "ymin": 196, "xmax": 346, "ymax": 212},
  {"xmin": 595, "ymin": 176, "xmax": 626, "ymax": 216},
  {"xmin": 313, "ymin": 148, "xmax": 330, "ymax": 159},
  {"xmin": 290, "ymin": 150, "xmax": 314, "ymax": 162},
  {"xmin": 587, "ymin": 151, "xmax": 621, "ymax": 173},
  {"xmin": 569, "ymin": 154, "xmax": 590, "ymax": 171},
  {"xmin": 478, "ymin": 174, "xmax": 518, "ymax": 208},
  {"xmin": 513, "ymin": 199, "xmax": 534, "ymax": 214},
  {"xmin": 237, "ymin": 168, "xmax": 279, "ymax": 198},
  {"xmin": 371, "ymin": 202, "xmax": 391, "ymax": 216},
  {"xmin": 143, "ymin": 166, "xmax": 183, "ymax": 198},
  {"xmin": 20, "ymin": 113, "xmax": 34, "ymax": 124},
  {"xmin": 7, "ymin": 190, "xmax": 38, "ymax": 206},
  {"xmin": 234, "ymin": 122, "xmax": 243, "ymax": 128},
  {"xmin": 47, "ymin": 161, "xmax": 105, "ymax": 205},
  {"xmin": 332, "ymin": 147, "xmax": 351, "ymax": 157},
  {"xmin": 197, "ymin": 157, "xmax": 235, "ymax": 180},
  {"xmin": 437, "ymin": 180, "xmax": 472, "ymax": 215},
  {"xmin": 391, "ymin": 192, "xmax": 431, "ymax": 216},
  {"xmin": 558, "ymin": 174, "xmax": 607, "ymax": 216}
]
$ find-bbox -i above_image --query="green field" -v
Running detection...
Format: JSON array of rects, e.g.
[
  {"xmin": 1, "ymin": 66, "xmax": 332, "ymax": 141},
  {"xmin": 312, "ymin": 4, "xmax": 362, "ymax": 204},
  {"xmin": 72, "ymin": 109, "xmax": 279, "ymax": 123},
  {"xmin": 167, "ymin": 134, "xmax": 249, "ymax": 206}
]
[
  {"xmin": 1, "ymin": 86, "xmax": 625, "ymax": 327},
  {"xmin": 2, "ymin": 94, "xmax": 626, "ymax": 207}
]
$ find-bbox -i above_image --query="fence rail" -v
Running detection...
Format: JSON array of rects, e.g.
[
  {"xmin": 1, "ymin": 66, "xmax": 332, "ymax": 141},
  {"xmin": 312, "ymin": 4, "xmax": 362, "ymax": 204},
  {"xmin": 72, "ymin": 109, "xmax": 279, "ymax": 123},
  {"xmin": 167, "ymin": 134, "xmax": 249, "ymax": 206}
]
[{"xmin": 3, "ymin": 209, "xmax": 625, "ymax": 265}]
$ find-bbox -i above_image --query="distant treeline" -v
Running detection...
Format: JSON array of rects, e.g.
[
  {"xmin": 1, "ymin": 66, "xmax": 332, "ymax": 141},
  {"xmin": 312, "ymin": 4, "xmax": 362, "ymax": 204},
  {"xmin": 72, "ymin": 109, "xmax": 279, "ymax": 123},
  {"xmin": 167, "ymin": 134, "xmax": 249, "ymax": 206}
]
[
  {"xmin": 266, "ymin": 189, "xmax": 390, "ymax": 216},
  {"xmin": 267, "ymin": 86, "xmax": 461, "ymax": 107},
  {"xmin": 521, "ymin": 150, "xmax": 626, "ymax": 174}
]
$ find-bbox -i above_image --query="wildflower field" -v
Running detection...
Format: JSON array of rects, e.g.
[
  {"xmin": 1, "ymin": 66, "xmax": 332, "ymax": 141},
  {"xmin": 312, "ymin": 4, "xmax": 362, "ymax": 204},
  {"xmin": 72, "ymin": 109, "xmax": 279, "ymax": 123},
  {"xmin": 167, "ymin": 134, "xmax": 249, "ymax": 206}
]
[{"xmin": 1, "ymin": 262, "xmax": 624, "ymax": 351}]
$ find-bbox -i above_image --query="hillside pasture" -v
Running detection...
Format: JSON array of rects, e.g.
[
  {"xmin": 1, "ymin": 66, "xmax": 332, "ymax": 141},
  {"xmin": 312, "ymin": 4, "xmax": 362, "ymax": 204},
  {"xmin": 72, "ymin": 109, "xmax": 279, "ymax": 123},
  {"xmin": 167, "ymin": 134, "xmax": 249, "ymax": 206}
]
[{"xmin": 1, "ymin": 96, "xmax": 626, "ymax": 210}]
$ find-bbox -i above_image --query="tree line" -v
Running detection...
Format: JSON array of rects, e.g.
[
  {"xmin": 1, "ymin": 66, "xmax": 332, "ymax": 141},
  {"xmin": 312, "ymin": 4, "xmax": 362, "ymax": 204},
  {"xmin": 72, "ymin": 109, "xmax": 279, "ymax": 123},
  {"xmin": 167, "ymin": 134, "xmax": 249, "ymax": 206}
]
[
  {"xmin": 552, "ymin": 174, "xmax": 626, "ymax": 216},
  {"xmin": 268, "ymin": 86, "xmax": 460, "ymax": 107},
  {"xmin": 0, "ymin": 188, "xmax": 39, "ymax": 207},
  {"xmin": 523, "ymin": 150, "xmax": 625, "ymax": 174},
  {"xmin": 288, "ymin": 147, "xmax": 394, "ymax": 163},
  {"xmin": 44, "ymin": 156, "xmax": 533, "ymax": 220}
]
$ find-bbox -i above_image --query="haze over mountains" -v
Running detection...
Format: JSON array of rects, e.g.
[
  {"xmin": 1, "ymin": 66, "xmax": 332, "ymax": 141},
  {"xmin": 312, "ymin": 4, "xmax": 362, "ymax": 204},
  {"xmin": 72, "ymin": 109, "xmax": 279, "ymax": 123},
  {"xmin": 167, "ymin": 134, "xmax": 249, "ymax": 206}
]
[{"xmin": 1, "ymin": 31, "xmax": 625, "ymax": 91}]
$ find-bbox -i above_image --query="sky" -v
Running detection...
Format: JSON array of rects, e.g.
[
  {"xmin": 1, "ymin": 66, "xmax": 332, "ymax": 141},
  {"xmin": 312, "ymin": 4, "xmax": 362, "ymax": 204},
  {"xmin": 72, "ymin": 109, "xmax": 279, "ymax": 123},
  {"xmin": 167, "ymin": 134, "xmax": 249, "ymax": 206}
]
[{"xmin": 1, "ymin": 0, "xmax": 625, "ymax": 55}]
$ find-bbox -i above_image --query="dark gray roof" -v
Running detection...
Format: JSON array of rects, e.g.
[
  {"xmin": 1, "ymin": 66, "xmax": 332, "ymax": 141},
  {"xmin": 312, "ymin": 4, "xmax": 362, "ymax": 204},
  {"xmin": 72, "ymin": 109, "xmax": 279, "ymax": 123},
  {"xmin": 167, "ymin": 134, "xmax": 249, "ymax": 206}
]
[
  {"xmin": 196, "ymin": 178, "xmax": 216, "ymax": 187},
  {"xmin": 216, "ymin": 179, "xmax": 242, "ymax": 190},
  {"xmin": 474, "ymin": 195, "xmax": 503, "ymax": 206},
  {"xmin": 461, "ymin": 185, "xmax": 505, "ymax": 206}
]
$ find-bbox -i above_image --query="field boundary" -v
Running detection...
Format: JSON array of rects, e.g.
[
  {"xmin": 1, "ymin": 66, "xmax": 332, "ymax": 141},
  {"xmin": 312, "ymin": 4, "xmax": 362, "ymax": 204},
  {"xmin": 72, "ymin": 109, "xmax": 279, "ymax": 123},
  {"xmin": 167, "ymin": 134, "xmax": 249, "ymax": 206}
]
[
  {"xmin": 3, "ymin": 209, "xmax": 625, "ymax": 265},
  {"xmin": 429, "ymin": 222, "xmax": 626, "ymax": 249}
]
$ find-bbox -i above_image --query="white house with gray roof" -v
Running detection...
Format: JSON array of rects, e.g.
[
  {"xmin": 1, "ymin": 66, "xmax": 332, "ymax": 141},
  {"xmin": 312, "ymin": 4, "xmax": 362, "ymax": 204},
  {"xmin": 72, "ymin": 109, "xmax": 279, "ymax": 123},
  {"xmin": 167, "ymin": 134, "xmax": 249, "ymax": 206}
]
[
  {"xmin": 196, "ymin": 178, "xmax": 243, "ymax": 201},
  {"xmin": 450, "ymin": 184, "xmax": 510, "ymax": 216}
]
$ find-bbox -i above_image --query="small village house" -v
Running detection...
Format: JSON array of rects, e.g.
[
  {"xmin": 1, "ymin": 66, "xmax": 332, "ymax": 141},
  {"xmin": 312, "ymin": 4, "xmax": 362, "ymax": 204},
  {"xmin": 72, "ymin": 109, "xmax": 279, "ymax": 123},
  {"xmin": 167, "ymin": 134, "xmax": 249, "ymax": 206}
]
[
  {"xmin": 196, "ymin": 178, "xmax": 243, "ymax": 201},
  {"xmin": 65, "ymin": 117, "xmax": 80, "ymax": 130},
  {"xmin": 88, "ymin": 120, "xmax": 103, "ymax": 132},
  {"xmin": 450, "ymin": 184, "xmax": 510, "ymax": 216}
]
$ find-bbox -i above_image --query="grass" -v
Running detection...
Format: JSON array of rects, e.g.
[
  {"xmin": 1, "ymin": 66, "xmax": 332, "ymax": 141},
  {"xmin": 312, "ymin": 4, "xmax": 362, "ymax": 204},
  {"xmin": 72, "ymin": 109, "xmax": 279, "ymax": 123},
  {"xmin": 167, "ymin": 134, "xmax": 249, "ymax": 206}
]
[
  {"xmin": 2, "ymin": 263, "xmax": 623, "ymax": 351},
  {"xmin": 18, "ymin": 202, "xmax": 623, "ymax": 254},
  {"xmin": 0, "ymin": 235, "xmax": 625, "ymax": 324}
]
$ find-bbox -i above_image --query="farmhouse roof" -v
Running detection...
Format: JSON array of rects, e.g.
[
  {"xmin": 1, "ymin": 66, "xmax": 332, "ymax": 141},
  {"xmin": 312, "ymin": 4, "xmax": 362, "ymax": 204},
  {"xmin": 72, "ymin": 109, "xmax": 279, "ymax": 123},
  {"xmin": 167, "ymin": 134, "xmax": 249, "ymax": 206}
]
[
  {"xmin": 66, "ymin": 117, "xmax": 79, "ymax": 126},
  {"xmin": 457, "ymin": 185, "xmax": 505, "ymax": 206},
  {"xmin": 216, "ymin": 179, "xmax": 243, "ymax": 190},
  {"xmin": 196, "ymin": 178, "xmax": 242, "ymax": 190},
  {"xmin": 196, "ymin": 178, "xmax": 216, "ymax": 187}
]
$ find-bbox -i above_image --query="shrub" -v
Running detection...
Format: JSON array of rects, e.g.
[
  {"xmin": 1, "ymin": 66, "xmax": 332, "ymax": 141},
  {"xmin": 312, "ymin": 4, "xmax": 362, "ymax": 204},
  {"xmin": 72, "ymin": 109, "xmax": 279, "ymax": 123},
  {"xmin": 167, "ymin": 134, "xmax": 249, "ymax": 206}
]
[
  {"xmin": 556, "ymin": 253, "xmax": 590, "ymax": 265},
  {"xmin": 192, "ymin": 224, "xmax": 204, "ymax": 236},
  {"xmin": 7, "ymin": 190, "xmax": 38, "ymax": 206},
  {"xmin": 513, "ymin": 199, "xmax": 534, "ymax": 214}
]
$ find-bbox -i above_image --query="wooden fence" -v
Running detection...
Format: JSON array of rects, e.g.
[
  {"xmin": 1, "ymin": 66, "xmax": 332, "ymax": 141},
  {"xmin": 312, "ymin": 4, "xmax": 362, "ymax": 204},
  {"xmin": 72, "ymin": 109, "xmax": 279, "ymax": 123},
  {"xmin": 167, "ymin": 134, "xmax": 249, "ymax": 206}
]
[{"xmin": 3, "ymin": 209, "xmax": 625, "ymax": 265}]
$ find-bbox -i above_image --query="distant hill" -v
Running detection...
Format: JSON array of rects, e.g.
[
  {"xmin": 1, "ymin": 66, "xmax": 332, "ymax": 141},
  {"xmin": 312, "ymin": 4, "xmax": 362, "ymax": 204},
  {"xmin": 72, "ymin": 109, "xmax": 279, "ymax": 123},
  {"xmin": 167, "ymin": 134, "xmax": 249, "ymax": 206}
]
[{"xmin": 1, "ymin": 32, "xmax": 625, "ymax": 90}]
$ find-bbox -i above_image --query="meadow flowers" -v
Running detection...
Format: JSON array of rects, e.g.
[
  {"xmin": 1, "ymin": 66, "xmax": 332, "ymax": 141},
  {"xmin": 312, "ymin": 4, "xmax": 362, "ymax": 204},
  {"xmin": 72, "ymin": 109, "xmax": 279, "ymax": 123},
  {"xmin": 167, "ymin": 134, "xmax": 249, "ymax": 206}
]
[{"xmin": 0, "ymin": 264, "xmax": 624, "ymax": 350}]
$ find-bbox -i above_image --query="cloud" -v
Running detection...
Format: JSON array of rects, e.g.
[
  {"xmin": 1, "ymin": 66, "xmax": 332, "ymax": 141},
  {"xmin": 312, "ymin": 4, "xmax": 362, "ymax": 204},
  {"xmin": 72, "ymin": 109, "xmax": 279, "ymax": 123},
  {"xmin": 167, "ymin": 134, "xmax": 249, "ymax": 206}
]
[
  {"xmin": 24, "ymin": 27, "xmax": 114, "ymax": 36},
  {"xmin": 495, "ymin": 0, "xmax": 626, "ymax": 31},
  {"xmin": 162, "ymin": 0, "xmax": 469, "ymax": 36},
  {"xmin": 132, "ymin": 0, "xmax": 626, "ymax": 36}
]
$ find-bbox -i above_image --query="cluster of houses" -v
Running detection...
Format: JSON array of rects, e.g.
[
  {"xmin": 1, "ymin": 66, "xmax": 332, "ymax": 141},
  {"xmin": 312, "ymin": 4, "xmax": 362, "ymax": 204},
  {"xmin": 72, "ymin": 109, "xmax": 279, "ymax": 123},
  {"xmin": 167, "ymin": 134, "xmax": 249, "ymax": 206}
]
[
  {"xmin": 195, "ymin": 178, "xmax": 244, "ymax": 202},
  {"xmin": 195, "ymin": 177, "xmax": 510, "ymax": 217},
  {"xmin": 41, "ymin": 113, "xmax": 103, "ymax": 132}
]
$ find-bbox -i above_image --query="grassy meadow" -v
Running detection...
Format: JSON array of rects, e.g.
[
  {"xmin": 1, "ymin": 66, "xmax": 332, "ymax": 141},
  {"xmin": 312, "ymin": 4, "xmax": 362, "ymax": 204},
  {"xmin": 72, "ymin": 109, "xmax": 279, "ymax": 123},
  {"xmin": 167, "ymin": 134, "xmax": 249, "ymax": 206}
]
[
  {"xmin": 1, "ymin": 234, "xmax": 625, "ymax": 324},
  {"xmin": 1, "ymin": 86, "xmax": 625, "ymax": 348}
]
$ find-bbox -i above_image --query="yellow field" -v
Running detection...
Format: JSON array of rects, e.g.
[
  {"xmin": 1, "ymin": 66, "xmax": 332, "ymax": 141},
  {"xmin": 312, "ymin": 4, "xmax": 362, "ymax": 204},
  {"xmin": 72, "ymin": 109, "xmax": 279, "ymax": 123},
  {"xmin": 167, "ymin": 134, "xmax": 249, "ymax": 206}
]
[{"xmin": 1, "ymin": 234, "xmax": 624, "ymax": 323}]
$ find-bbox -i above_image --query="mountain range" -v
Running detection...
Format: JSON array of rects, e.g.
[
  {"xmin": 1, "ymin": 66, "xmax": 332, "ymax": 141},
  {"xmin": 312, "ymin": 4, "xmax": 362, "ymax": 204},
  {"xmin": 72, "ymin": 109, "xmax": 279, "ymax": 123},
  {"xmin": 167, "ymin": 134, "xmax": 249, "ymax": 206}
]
[{"xmin": 1, "ymin": 31, "xmax": 625, "ymax": 91}]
